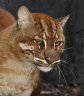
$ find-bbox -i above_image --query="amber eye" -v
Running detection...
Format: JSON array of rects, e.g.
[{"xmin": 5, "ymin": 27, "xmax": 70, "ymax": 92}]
[
  {"xmin": 54, "ymin": 41, "xmax": 63, "ymax": 47},
  {"xmin": 33, "ymin": 39, "xmax": 45, "ymax": 49}
]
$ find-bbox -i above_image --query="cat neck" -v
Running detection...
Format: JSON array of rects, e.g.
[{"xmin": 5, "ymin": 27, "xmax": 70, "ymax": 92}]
[{"xmin": 2, "ymin": 59, "xmax": 37, "ymax": 75}]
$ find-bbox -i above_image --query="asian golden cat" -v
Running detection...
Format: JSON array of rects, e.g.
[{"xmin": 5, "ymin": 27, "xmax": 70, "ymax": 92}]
[{"xmin": 0, "ymin": 6, "xmax": 69, "ymax": 96}]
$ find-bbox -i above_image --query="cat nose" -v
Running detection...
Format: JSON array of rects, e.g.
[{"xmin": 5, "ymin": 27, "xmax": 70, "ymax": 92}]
[
  {"xmin": 45, "ymin": 57, "xmax": 54, "ymax": 65},
  {"xmin": 45, "ymin": 57, "xmax": 52, "ymax": 64},
  {"xmin": 45, "ymin": 56, "xmax": 57, "ymax": 64},
  {"xmin": 44, "ymin": 49, "xmax": 58, "ymax": 64}
]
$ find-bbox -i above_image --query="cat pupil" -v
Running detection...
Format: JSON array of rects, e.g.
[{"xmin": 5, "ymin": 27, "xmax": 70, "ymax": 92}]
[
  {"xmin": 33, "ymin": 39, "xmax": 45, "ymax": 49},
  {"xmin": 39, "ymin": 41, "xmax": 45, "ymax": 49}
]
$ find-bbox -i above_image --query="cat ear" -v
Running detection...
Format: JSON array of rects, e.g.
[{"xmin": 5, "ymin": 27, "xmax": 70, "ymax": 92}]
[
  {"xmin": 17, "ymin": 6, "xmax": 35, "ymax": 29},
  {"xmin": 57, "ymin": 15, "xmax": 70, "ymax": 27}
]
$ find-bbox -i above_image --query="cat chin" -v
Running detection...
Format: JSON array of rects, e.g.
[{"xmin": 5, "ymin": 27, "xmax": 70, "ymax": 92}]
[{"xmin": 37, "ymin": 66, "xmax": 52, "ymax": 72}]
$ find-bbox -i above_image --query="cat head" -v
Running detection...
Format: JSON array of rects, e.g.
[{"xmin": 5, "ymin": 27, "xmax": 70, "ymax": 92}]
[{"xmin": 11, "ymin": 6, "xmax": 69, "ymax": 72}]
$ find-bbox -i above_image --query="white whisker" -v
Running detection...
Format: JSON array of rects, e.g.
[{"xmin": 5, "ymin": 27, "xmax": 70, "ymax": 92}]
[
  {"xmin": 60, "ymin": 60, "xmax": 77, "ymax": 81},
  {"xmin": 62, "ymin": 47, "xmax": 73, "ymax": 51},
  {"xmin": 34, "ymin": 57, "xmax": 48, "ymax": 64},
  {"xmin": 58, "ymin": 67, "xmax": 61, "ymax": 84},
  {"xmin": 51, "ymin": 59, "xmax": 60, "ymax": 65},
  {"xmin": 57, "ymin": 65, "xmax": 67, "ymax": 86},
  {"xmin": 60, "ymin": 60, "xmax": 71, "ymax": 66}
]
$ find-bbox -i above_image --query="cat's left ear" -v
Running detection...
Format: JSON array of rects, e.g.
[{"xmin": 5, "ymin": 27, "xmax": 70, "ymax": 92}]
[
  {"xmin": 57, "ymin": 15, "xmax": 70, "ymax": 27},
  {"xmin": 17, "ymin": 6, "xmax": 35, "ymax": 29}
]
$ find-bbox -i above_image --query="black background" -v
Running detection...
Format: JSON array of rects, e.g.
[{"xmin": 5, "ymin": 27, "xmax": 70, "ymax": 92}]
[{"xmin": 0, "ymin": 0, "xmax": 84, "ymax": 84}]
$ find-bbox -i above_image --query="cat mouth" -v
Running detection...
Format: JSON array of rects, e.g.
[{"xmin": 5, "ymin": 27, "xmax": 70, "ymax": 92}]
[{"xmin": 34, "ymin": 57, "xmax": 60, "ymax": 72}]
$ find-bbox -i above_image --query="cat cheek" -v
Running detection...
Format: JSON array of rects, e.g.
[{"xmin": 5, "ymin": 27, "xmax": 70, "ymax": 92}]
[
  {"xmin": 59, "ymin": 45, "xmax": 64, "ymax": 53},
  {"xmin": 24, "ymin": 53, "xmax": 34, "ymax": 61}
]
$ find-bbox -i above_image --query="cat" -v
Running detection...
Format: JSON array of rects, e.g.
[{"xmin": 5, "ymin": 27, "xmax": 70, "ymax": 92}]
[
  {"xmin": 0, "ymin": 8, "xmax": 15, "ymax": 31},
  {"xmin": 0, "ymin": 6, "xmax": 69, "ymax": 96}
]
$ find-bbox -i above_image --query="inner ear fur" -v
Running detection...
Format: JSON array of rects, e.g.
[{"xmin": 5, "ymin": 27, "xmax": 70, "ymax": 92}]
[
  {"xmin": 17, "ymin": 6, "xmax": 35, "ymax": 29},
  {"xmin": 56, "ymin": 15, "xmax": 70, "ymax": 27}
]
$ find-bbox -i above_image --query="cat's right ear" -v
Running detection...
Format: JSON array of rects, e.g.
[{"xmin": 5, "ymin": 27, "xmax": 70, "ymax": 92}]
[
  {"xmin": 17, "ymin": 6, "xmax": 35, "ymax": 29},
  {"xmin": 57, "ymin": 15, "xmax": 70, "ymax": 28}
]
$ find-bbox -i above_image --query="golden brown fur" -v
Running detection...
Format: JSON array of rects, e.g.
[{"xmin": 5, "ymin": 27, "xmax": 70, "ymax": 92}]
[{"xmin": 0, "ymin": 6, "xmax": 69, "ymax": 96}]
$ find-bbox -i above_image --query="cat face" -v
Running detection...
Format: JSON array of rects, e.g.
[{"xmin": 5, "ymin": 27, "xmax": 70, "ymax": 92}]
[{"xmin": 11, "ymin": 6, "xmax": 69, "ymax": 72}]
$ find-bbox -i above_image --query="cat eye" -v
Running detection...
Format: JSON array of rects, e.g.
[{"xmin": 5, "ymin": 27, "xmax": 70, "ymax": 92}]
[
  {"xmin": 54, "ymin": 41, "xmax": 63, "ymax": 47},
  {"xmin": 33, "ymin": 39, "xmax": 45, "ymax": 49},
  {"xmin": 39, "ymin": 41, "xmax": 45, "ymax": 49}
]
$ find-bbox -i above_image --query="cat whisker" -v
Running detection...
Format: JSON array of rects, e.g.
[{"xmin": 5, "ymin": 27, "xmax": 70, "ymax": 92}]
[
  {"xmin": 34, "ymin": 57, "xmax": 48, "ymax": 64},
  {"xmin": 62, "ymin": 47, "xmax": 73, "ymax": 51},
  {"xmin": 56, "ymin": 65, "xmax": 68, "ymax": 86},
  {"xmin": 60, "ymin": 60, "xmax": 77, "ymax": 81},
  {"xmin": 60, "ymin": 59, "xmax": 71, "ymax": 66},
  {"xmin": 58, "ymin": 66, "xmax": 61, "ymax": 84},
  {"xmin": 50, "ymin": 60, "xmax": 60, "ymax": 66},
  {"xmin": 60, "ymin": 64, "xmax": 77, "ymax": 82},
  {"xmin": 61, "ymin": 56, "xmax": 72, "ymax": 62},
  {"xmin": 55, "ymin": 66, "xmax": 61, "ymax": 84}
]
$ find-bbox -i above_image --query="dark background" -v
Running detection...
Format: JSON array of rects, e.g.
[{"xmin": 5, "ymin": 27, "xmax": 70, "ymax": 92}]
[{"xmin": 0, "ymin": 0, "xmax": 84, "ymax": 84}]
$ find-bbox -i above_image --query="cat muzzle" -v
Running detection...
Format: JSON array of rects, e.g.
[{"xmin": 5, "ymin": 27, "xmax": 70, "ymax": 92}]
[{"xmin": 34, "ymin": 57, "xmax": 60, "ymax": 72}]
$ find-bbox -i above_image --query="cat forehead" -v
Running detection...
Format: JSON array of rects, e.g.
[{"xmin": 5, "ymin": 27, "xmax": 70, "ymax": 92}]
[{"xmin": 32, "ymin": 13, "xmax": 61, "ymax": 38}]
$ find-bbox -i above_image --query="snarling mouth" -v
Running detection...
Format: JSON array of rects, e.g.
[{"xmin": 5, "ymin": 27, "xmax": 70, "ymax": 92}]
[{"xmin": 34, "ymin": 57, "xmax": 60, "ymax": 72}]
